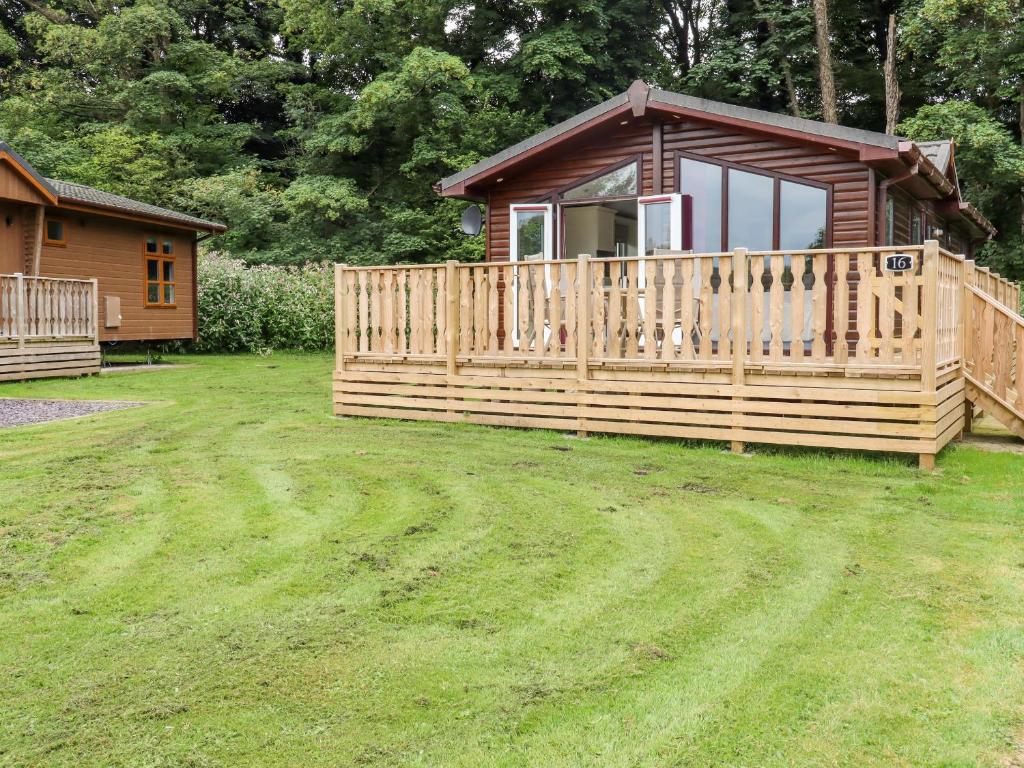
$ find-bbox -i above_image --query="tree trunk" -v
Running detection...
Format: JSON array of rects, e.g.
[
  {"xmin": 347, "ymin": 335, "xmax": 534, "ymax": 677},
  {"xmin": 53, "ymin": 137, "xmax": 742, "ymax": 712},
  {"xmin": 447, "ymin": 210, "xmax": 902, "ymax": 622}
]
[
  {"xmin": 884, "ymin": 14, "xmax": 900, "ymax": 134},
  {"xmin": 1019, "ymin": 87, "xmax": 1024, "ymax": 237},
  {"xmin": 812, "ymin": 0, "xmax": 838, "ymax": 123},
  {"xmin": 753, "ymin": 0, "xmax": 800, "ymax": 117}
]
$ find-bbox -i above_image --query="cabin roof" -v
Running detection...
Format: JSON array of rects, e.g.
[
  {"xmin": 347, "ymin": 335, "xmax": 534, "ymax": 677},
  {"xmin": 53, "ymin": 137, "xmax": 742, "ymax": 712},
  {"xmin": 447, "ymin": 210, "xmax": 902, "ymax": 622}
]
[
  {"xmin": 0, "ymin": 140, "xmax": 225, "ymax": 233},
  {"xmin": 437, "ymin": 82, "xmax": 902, "ymax": 194},
  {"xmin": 436, "ymin": 81, "xmax": 995, "ymax": 240},
  {"xmin": 45, "ymin": 178, "xmax": 226, "ymax": 233}
]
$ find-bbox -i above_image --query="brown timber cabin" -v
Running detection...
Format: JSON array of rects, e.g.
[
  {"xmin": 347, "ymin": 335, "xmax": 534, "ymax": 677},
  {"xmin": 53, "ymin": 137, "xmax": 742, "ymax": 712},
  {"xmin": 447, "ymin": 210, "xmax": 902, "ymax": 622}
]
[
  {"xmin": 436, "ymin": 80, "xmax": 994, "ymax": 261},
  {"xmin": 335, "ymin": 81, "xmax": 1024, "ymax": 467},
  {"xmin": 1, "ymin": 142, "xmax": 225, "ymax": 380}
]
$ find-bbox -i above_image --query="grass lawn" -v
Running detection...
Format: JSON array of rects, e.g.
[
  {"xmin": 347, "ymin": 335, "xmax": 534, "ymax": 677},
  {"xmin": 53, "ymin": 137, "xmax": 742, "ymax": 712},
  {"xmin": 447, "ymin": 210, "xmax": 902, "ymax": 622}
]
[{"xmin": 1, "ymin": 353, "xmax": 1023, "ymax": 767}]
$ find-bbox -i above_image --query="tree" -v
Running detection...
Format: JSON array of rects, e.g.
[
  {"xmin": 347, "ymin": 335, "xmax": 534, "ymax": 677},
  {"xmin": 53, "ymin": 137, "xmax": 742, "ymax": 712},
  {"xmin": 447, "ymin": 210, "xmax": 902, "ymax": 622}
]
[
  {"xmin": 900, "ymin": 101, "xmax": 1024, "ymax": 278},
  {"xmin": 812, "ymin": 0, "xmax": 838, "ymax": 123}
]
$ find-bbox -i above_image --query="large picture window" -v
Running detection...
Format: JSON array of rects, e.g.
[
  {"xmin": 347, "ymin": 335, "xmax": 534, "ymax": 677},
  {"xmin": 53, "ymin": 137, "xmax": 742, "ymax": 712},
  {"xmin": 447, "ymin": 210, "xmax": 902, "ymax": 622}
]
[
  {"xmin": 727, "ymin": 169, "xmax": 774, "ymax": 251},
  {"xmin": 679, "ymin": 158, "xmax": 722, "ymax": 252},
  {"xmin": 144, "ymin": 235, "xmax": 176, "ymax": 307},
  {"xmin": 676, "ymin": 152, "xmax": 830, "ymax": 252},
  {"xmin": 779, "ymin": 181, "xmax": 827, "ymax": 250}
]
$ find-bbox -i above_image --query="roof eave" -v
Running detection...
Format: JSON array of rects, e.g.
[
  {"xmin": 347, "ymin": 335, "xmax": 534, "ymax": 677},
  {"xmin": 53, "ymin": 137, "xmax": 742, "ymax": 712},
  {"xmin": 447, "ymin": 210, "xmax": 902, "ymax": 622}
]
[
  {"xmin": 0, "ymin": 146, "xmax": 59, "ymax": 205},
  {"xmin": 56, "ymin": 197, "xmax": 226, "ymax": 233}
]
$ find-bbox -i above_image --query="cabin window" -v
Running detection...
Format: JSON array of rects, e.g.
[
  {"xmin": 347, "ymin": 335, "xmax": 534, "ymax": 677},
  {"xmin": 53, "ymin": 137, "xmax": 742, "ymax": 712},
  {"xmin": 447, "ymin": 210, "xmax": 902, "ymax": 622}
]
[
  {"xmin": 885, "ymin": 196, "xmax": 895, "ymax": 245},
  {"xmin": 679, "ymin": 158, "xmax": 722, "ymax": 252},
  {"xmin": 911, "ymin": 210, "xmax": 923, "ymax": 245},
  {"xmin": 779, "ymin": 181, "xmax": 827, "ymax": 250},
  {"xmin": 561, "ymin": 162, "xmax": 638, "ymax": 201},
  {"xmin": 44, "ymin": 218, "xmax": 66, "ymax": 246},
  {"xmin": 727, "ymin": 169, "xmax": 774, "ymax": 251},
  {"xmin": 677, "ymin": 153, "xmax": 829, "ymax": 252},
  {"xmin": 637, "ymin": 195, "xmax": 683, "ymax": 256},
  {"xmin": 144, "ymin": 236, "xmax": 176, "ymax": 307},
  {"xmin": 509, "ymin": 204, "xmax": 553, "ymax": 262}
]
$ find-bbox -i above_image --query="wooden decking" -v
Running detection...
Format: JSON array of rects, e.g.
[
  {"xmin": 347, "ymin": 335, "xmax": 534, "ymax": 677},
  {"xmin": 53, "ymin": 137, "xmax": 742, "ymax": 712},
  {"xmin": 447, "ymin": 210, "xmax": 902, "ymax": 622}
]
[
  {"xmin": 0, "ymin": 273, "xmax": 101, "ymax": 381},
  {"xmin": 333, "ymin": 241, "xmax": 1023, "ymax": 466}
]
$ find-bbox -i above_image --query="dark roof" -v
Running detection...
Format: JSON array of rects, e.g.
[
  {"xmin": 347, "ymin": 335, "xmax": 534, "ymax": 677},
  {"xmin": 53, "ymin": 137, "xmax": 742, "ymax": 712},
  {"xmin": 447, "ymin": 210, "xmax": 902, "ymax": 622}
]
[
  {"xmin": 438, "ymin": 83, "xmax": 902, "ymax": 192},
  {"xmin": 648, "ymin": 88, "xmax": 901, "ymax": 151},
  {"xmin": 46, "ymin": 178, "xmax": 225, "ymax": 232},
  {"xmin": 1, "ymin": 139, "xmax": 224, "ymax": 232}
]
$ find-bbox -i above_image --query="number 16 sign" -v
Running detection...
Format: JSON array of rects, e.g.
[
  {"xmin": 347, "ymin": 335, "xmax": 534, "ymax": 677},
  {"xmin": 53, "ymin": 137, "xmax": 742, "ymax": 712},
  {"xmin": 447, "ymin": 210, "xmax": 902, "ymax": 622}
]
[{"xmin": 883, "ymin": 253, "xmax": 915, "ymax": 272}]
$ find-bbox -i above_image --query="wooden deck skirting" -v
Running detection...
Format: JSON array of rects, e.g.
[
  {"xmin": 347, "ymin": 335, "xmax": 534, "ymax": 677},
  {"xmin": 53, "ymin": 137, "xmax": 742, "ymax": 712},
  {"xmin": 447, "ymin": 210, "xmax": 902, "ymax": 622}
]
[
  {"xmin": 0, "ymin": 273, "xmax": 101, "ymax": 381},
  {"xmin": 333, "ymin": 241, "xmax": 1016, "ymax": 466}
]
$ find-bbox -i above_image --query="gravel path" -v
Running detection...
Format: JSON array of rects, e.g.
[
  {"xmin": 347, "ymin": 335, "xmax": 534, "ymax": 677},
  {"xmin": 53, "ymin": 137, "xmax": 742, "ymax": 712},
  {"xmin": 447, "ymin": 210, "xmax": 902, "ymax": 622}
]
[{"xmin": 0, "ymin": 398, "xmax": 143, "ymax": 428}]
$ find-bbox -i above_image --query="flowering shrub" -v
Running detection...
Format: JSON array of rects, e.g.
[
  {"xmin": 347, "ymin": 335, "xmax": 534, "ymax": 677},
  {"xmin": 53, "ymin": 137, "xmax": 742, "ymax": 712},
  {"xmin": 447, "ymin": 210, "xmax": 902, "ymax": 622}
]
[{"xmin": 196, "ymin": 253, "xmax": 334, "ymax": 353}]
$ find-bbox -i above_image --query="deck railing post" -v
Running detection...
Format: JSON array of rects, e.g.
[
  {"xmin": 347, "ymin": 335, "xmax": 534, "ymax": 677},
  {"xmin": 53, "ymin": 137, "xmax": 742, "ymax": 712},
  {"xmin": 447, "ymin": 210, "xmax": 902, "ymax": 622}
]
[
  {"xmin": 921, "ymin": 241, "xmax": 939, "ymax": 393},
  {"xmin": 918, "ymin": 240, "xmax": 940, "ymax": 470},
  {"xmin": 91, "ymin": 278, "xmax": 100, "ymax": 345},
  {"xmin": 14, "ymin": 272, "xmax": 26, "ymax": 349},
  {"xmin": 335, "ymin": 264, "xmax": 346, "ymax": 372},
  {"xmin": 445, "ymin": 261, "xmax": 459, "ymax": 378},
  {"xmin": 731, "ymin": 247, "xmax": 748, "ymax": 454},
  {"xmin": 576, "ymin": 253, "xmax": 591, "ymax": 437},
  {"xmin": 961, "ymin": 258, "xmax": 976, "ymax": 435},
  {"xmin": 961, "ymin": 258, "xmax": 974, "ymax": 371}
]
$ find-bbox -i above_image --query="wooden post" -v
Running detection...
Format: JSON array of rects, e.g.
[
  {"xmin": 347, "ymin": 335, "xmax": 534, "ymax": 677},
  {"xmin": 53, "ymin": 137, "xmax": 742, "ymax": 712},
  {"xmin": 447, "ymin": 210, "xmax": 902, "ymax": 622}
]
[
  {"xmin": 91, "ymin": 278, "xmax": 100, "ymax": 345},
  {"xmin": 14, "ymin": 272, "xmax": 25, "ymax": 349},
  {"xmin": 335, "ymin": 264, "xmax": 346, "ymax": 372},
  {"xmin": 32, "ymin": 205, "xmax": 43, "ymax": 275},
  {"xmin": 731, "ymin": 248, "xmax": 748, "ymax": 454},
  {"xmin": 445, "ymin": 261, "xmax": 459, "ymax": 378},
  {"xmin": 919, "ymin": 240, "xmax": 939, "ymax": 470},
  {"xmin": 960, "ymin": 258, "xmax": 976, "ymax": 438},
  {"xmin": 576, "ymin": 253, "xmax": 591, "ymax": 437},
  {"xmin": 961, "ymin": 259, "xmax": 975, "ymax": 371},
  {"xmin": 920, "ymin": 241, "xmax": 939, "ymax": 392}
]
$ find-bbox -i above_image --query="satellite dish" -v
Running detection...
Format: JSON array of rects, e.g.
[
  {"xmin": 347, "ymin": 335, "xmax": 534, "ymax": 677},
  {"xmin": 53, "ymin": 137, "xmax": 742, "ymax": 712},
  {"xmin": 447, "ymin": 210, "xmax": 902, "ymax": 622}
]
[{"xmin": 460, "ymin": 204, "xmax": 483, "ymax": 236}]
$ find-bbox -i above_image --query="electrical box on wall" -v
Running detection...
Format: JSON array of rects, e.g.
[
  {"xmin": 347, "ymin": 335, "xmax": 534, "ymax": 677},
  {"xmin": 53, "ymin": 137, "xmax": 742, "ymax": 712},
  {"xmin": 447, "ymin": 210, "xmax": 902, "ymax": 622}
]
[{"xmin": 104, "ymin": 295, "xmax": 122, "ymax": 328}]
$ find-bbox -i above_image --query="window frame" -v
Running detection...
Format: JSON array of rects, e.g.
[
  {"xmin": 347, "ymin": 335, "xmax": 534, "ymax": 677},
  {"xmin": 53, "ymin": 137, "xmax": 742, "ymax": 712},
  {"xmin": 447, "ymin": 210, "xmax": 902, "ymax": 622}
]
[
  {"xmin": 143, "ymin": 235, "xmax": 177, "ymax": 309},
  {"xmin": 673, "ymin": 150, "xmax": 833, "ymax": 251},
  {"xmin": 554, "ymin": 155, "xmax": 642, "ymax": 205},
  {"xmin": 44, "ymin": 217, "xmax": 67, "ymax": 247}
]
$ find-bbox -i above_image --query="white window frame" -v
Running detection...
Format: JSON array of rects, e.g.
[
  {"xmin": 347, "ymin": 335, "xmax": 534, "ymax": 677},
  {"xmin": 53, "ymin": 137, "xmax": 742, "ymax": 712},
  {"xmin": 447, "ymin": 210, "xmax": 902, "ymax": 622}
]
[
  {"xmin": 508, "ymin": 203, "xmax": 554, "ymax": 349},
  {"xmin": 509, "ymin": 203, "xmax": 554, "ymax": 264},
  {"xmin": 636, "ymin": 193, "xmax": 683, "ymax": 289}
]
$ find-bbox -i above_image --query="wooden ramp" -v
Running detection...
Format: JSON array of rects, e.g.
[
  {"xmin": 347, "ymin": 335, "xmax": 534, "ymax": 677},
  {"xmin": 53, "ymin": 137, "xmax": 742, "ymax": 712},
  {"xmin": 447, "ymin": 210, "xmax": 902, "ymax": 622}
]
[{"xmin": 963, "ymin": 281, "xmax": 1024, "ymax": 441}]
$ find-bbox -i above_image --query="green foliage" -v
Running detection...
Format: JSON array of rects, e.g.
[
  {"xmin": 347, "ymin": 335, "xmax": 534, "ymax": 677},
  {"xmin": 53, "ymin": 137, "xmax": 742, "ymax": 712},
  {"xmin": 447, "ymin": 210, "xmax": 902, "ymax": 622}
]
[
  {"xmin": 899, "ymin": 101, "xmax": 1024, "ymax": 278},
  {"xmin": 0, "ymin": 0, "xmax": 1022, "ymax": 274},
  {"xmin": 195, "ymin": 253, "xmax": 334, "ymax": 352},
  {"xmin": 899, "ymin": 101, "xmax": 1024, "ymax": 217}
]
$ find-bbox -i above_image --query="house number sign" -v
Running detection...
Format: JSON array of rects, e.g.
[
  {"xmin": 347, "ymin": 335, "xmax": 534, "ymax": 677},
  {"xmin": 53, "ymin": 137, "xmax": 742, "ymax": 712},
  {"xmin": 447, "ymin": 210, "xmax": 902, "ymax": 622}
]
[{"xmin": 883, "ymin": 253, "xmax": 915, "ymax": 272}]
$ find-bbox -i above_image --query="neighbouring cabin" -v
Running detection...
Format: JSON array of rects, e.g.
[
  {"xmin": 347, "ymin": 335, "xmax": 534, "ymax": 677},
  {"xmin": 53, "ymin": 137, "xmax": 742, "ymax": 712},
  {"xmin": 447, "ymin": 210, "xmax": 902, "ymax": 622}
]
[
  {"xmin": 0, "ymin": 142, "xmax": 225, "ymax": 381},
  {"xmin": 334, "ymin": 82, "xmax": 1024, "ymax": 466}
]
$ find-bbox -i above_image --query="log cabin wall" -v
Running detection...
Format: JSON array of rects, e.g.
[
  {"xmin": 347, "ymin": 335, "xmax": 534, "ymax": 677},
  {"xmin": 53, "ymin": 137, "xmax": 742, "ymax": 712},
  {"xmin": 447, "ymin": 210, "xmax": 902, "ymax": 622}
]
[
  {"xmin": 36, "ymin": 211, "xmax": 196, "ymax": 342},
  {"xmin": 484, "ymin": 116, "xmax": 875, "ymax": 261}
]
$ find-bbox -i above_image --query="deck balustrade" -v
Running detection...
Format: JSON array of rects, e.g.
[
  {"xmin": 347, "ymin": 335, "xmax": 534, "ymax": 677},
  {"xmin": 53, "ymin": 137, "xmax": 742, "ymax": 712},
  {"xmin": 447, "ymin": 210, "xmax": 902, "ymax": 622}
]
[
  {"xmin": 333, "ymin": 241, "xmax": 1022, "ymax": 465},
  {"xmin": 0, "ymin": 273, "xmax": 99, "ymax": 343},
  {"xmin": 0, "ymin": 272, "xmax": 101, "ymax": 381}
]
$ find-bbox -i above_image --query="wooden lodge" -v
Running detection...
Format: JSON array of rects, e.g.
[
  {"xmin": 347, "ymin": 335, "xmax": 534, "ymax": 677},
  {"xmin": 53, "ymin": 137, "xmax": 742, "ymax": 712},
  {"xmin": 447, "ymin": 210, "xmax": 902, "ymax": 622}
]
[
  {"xmin": 333, "ymin": 82, "xmax": 1024, "ymax": 466},
  {"xmin": 0, "ymin": 142, "xmax": 225, "ymax": 381}
]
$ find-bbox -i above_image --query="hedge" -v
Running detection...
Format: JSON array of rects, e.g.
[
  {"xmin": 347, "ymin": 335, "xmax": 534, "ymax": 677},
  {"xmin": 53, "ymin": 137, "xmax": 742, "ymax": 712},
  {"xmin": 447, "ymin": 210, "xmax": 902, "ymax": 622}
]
[{"xmin": 195, "ymin": 253, "xmax": 334, "ymax": 353}]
